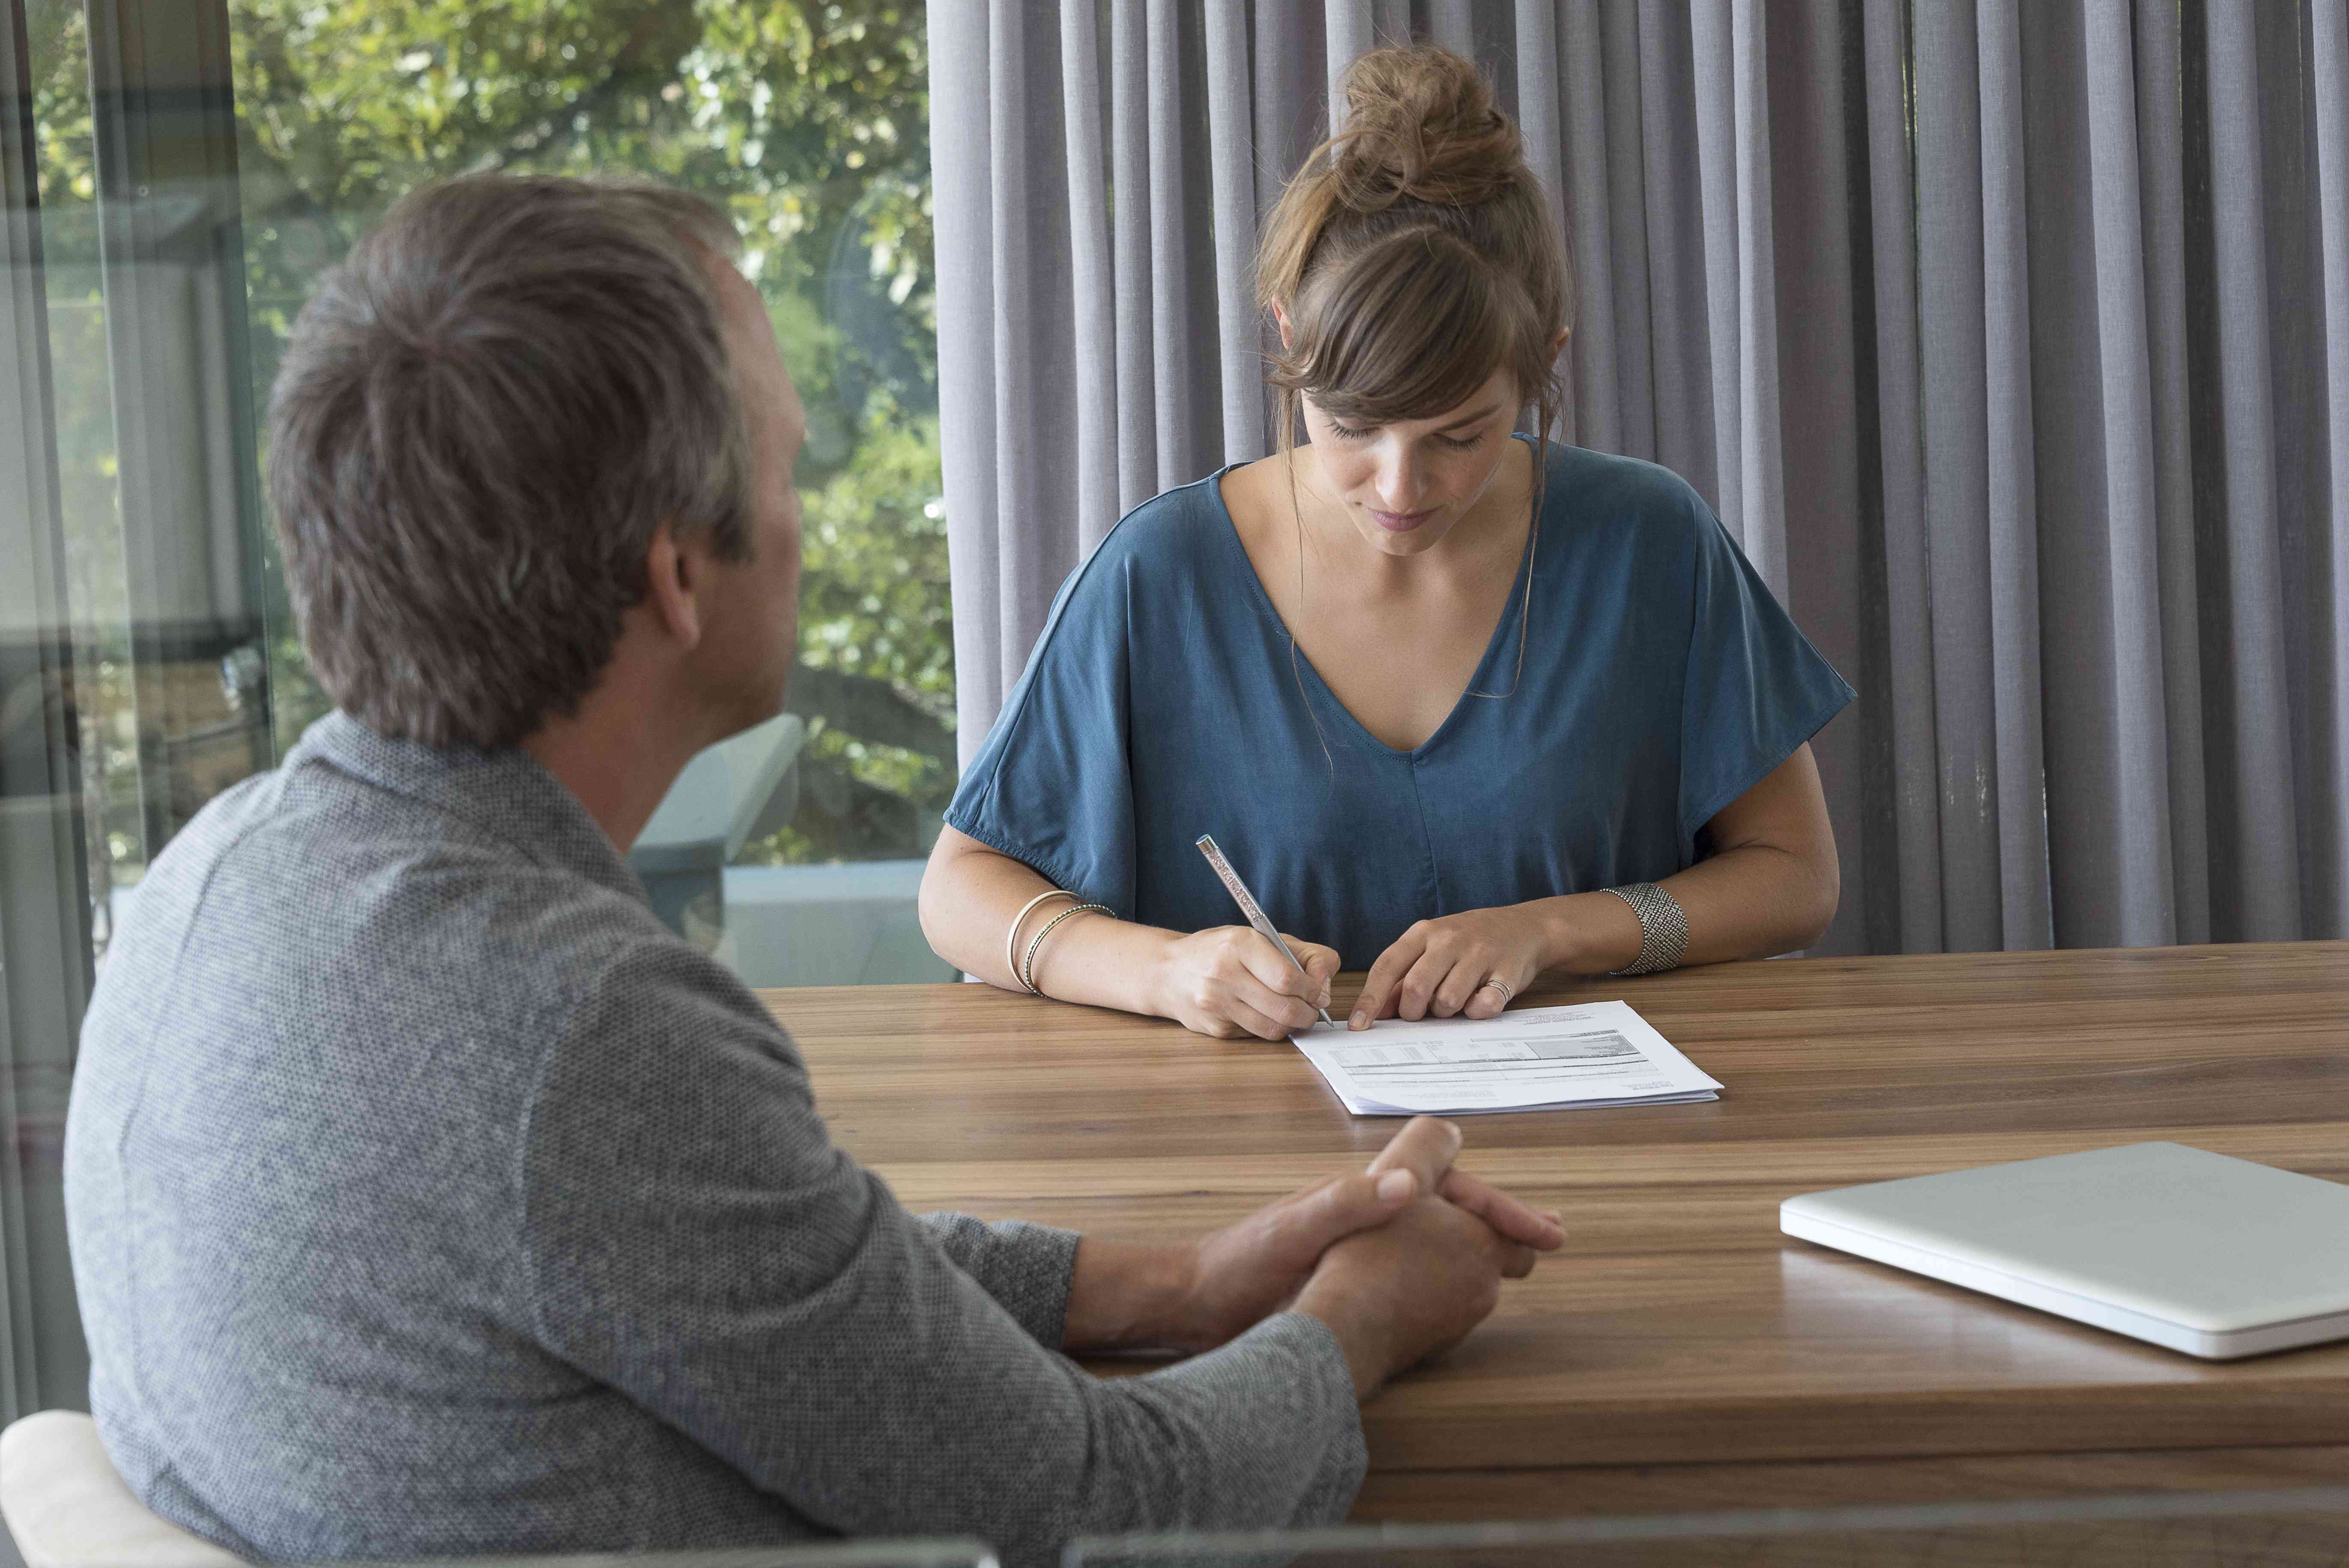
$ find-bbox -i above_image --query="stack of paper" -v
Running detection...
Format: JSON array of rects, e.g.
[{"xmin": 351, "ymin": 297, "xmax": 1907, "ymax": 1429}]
[{"xmin": 1290, "ymin": 999, "xmax": 1720, "ymax": 1116}]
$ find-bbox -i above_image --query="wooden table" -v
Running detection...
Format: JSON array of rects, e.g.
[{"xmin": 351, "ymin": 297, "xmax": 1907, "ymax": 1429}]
[{"xmin": 762, "ymin": 943, "xmax": 2349, "ymax": 1521}]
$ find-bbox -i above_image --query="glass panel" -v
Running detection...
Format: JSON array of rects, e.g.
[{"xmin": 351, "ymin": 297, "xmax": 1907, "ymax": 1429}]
[
  {"xmin": 32, "ymin": 1, "xmax": 950, "ymax": 985},
  {"xmin": 28, "ymin": 0, "xmax": 155, "ymax": 964},
  {"xmin": 222, "ymin": 0, "xmax": 951, "ymax": 986},
  {"xmin": 1063, "ymin": 1488, "xmax": 2349, "ymax": 1567},
  {"xmin": 383, "ymin": 1547, "xmax": 999, "ymax": 1568}
]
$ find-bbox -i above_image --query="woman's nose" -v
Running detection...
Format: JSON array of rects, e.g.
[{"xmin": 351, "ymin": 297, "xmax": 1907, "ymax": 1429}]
[{"xmin": 1374, "ymin": 451, "xmax": 1427, "ymax": 511}]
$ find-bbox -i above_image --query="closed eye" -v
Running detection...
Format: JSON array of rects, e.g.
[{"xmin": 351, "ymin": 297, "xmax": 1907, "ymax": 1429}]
[{"xmin": 1327, "ymin": 421, "xmax": 1490, "ymax": 451}]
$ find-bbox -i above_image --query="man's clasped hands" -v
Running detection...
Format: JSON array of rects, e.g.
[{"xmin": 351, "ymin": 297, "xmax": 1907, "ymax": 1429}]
[{"xmin": 1059, "ymin": 1114, "xmax": 1565, "ymax": 1394}]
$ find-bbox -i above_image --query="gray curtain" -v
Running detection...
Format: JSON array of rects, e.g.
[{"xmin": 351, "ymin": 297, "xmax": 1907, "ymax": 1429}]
[{"xmin": 930, "ymin": 0, "xmax": 2349, "ymax": 958}]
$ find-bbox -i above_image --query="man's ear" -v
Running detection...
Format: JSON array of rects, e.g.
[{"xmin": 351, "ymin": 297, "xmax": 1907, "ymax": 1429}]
[
  {"xmin": 642, "ymin": 521, "xmax": 705, "ymax": 652},
  {"xmin": 1273, "ymin": 300, "xmax": 1293, "ymax": 352}
]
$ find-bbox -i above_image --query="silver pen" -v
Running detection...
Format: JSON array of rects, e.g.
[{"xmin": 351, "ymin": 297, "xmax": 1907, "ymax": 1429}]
[{"xmin": 1194, "ymin": 834, "xmax": 1337, "ymax": 1029}]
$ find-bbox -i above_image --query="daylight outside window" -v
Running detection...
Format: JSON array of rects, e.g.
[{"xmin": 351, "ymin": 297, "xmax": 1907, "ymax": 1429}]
[{"xmin": 28, "ymin": 0, "xmax": 954, "ymax": 991}]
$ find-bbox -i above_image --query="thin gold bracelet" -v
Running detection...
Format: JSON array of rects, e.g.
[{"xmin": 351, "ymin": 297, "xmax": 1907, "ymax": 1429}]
[
  {"xmin": 1022, "ymin": 902, "xmax": 1111, "ymax": 996},
  {"xmin": 1004, "ymin": 889, "xmax": 1078, "ymax": 993}
]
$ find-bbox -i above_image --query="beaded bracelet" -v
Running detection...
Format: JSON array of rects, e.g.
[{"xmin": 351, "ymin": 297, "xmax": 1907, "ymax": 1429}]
[
  {"xmin": 1022, "ymin": 902, "xmax": 1111, "ymax": 996},
  {"xmin": 1004, "ymin": 889, "xmax": 1078, "ymax": 993}
]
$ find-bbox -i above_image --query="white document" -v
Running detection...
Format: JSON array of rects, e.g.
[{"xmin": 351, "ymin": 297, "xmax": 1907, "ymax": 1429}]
[{"xmin": 1290, "ymin": 1000, "xmax": 1720, "ymax": 1116}]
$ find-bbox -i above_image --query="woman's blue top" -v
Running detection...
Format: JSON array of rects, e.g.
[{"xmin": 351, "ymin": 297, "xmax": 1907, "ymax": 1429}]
[{"xmin": 945, "ymin": 439, "xmax": 1855, "ymax": 970}]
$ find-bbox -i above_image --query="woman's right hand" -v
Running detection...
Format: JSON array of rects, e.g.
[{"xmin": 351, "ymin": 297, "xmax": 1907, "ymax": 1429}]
[{"xmin": 1150, "ymin": 926, "xmax": 1340, "ymax": 1040}]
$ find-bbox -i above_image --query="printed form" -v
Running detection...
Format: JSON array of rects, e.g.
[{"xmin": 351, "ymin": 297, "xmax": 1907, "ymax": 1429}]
[{"xmin": 1291, "ymin": 1000, "xmax": 1720, "ymax": 1116}]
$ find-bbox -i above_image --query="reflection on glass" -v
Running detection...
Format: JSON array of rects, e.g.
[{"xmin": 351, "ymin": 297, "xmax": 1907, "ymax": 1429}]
[
  {"xmin": 1065, "ymin": 1487, "xmax": 2349, "ymax": 1567},
  {"xmin": 28, "ymin": 1, "xmax": 951, "ymax": 983},
  {"xmin": 228, "ymin": 0, "xmax": 951, "ymax": 870}
]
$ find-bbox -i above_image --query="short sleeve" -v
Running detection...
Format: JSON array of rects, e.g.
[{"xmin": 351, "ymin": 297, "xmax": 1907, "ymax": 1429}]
[
  {"xmin": 1676, "ymin": 505, "xmax": 1855, "ymax": 840},
  {"xmin": 944, "ymin": 541, "xmax": 1139, "ymax": 914}
]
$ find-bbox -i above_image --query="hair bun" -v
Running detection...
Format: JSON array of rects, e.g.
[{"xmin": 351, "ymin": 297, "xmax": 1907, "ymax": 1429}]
[{"xmin": 1329, "ymin": 45, "xmax": 1522, "ymax": 212}]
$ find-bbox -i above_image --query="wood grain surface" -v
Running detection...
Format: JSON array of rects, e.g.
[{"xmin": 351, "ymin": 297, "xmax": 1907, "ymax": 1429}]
[{"xmin": 760, "ymin": 942, "xmax": 2349, "ymax": 1510}]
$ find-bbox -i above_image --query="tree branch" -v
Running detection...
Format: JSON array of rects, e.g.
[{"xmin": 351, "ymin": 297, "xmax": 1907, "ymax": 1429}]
[{"xmin": 786, "ymin": 662, "xmax": 951, "ymax": 762}]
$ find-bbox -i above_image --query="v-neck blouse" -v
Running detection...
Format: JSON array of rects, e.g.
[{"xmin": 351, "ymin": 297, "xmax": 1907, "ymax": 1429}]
[{"xmin": 945, "ymin": 440, "xmax": 1854, "ymax": 971}]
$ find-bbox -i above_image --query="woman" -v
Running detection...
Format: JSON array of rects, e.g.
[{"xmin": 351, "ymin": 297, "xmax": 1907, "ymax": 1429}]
[{"xmin": 920, "ymin": 45, "xmax": 1851, "ymax": 1039}]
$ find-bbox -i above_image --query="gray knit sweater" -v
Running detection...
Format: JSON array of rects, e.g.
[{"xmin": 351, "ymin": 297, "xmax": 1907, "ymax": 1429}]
[{"xmin": 63, "ymin": 712, "xmax": 1364, "ymax": 1565}]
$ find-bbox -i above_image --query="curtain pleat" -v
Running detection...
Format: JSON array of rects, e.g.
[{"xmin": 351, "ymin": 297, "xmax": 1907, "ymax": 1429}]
[
  {"xmin": 1145, "ymin": 1, "xmax": 1210, "ymax": 496},
  {"xmin": 1512, "ymin": 0, "xmax": 1572, "ymax": 439},
  {"xmin": 1109, "ymin": 2, "xmax": 1156, "ymax": 514},
  {"xmin": 1557, "ymin": 0, "xmax": 1618, "ymax": 452},
  {"xmin": 928, "ymin": 0, "xmax": 1002, "ymax": 742},
  {"xmin": 2204, "ymin": 0, "xmax": 2304, "ymax": 940},
  {"xmin": 1730, "ymin": 0, "xmax": 1786, "ymax": 592},
  {"xmin": 1765, "ymin": 0, "xmax": 1873, "ymax": 956},
  {"xmin": 1976, "ymin": 0, "xmax": 2052, "ymax": 948},
  {"xmin": 1428, "ymin": 0, "xmax": 1477, "ymax": 56},
  {"xmin": 1601, "ymin": 0, "xmax": 1659, "ymax": 461},
  {"xmin": 1326, "ymin": 0, "xmax": 1376, "ymax": 113},
  {"xmin": 1692, "ymin": 0, "xmax": 1743, "ymax": 535},
  {"xmin": 1205, "ymin": 2, "xmax": 1263, "ymax": 463},
  {"xmin": 1915, "ymin": 0, "xmax": 2006, "ymax": 951},
  {"xmin": 985, "ymin": 1, "xmax": 1077, "ymax": 708},
  {"xmin": 2318, "ymin": 0, "xmax": 2349, "ymax": 933},
  {"xmin": 2135, "ymin": 0, "xmax": 2212, "ymax": 943},
  {"xmin": 2074, "ymin": 0, "xmax": 2179, "ymax": 945},
  {"xmin": 1058, "ymin": 0, "xmax": 1116, "ymax": 555},
  {"xmin": 1861, "ymin": 0, "xmax": 1945, "ymax": 955},
  {"xmin": 931, "ymin": 0, "xmax": 2349, "ymax": 955},
  {"xmin": 1638, "ymin": 0, "xmax": 1718, "ymax": 503}
]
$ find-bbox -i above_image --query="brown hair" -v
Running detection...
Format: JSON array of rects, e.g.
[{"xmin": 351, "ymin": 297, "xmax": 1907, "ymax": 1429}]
[
  {"xmin": 1258, "ymin": 45, "xmax": 1570, "ymax": 449},
  {"xmin": 266, "ymin": 175, "xmax": 750, "ymax": 751},
  {"xmin": 1255, "ymin": 46, "xmax": 1571, "ymax": 702}
]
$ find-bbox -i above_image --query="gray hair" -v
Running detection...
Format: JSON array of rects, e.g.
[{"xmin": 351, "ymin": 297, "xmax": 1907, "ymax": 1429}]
[{"xmin": 266, "ymin": 174, "xmax": 752, "ymax": 751}]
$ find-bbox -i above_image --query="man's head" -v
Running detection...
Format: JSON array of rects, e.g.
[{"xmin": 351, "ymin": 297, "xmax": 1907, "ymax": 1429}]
[{"xmin": 267, "ymin": 175, "xmax": 803, "ymax": 753}]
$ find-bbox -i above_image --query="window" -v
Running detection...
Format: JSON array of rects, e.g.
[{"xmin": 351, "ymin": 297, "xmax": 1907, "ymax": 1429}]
[{"xmin": 29, "ymin": 0, "xmax": 953, "ymax": 990}]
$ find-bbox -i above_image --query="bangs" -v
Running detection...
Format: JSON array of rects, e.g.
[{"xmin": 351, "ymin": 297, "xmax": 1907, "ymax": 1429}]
[{"xmin": 1278, "ymin": 225, "xmax": 1521, "ymax": 425}]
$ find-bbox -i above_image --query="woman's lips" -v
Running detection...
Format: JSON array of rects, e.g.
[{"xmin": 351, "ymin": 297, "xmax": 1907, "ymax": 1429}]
[{"xmin": 1367, "ymin": 506, "xmax": 1436, "ymax": 532}]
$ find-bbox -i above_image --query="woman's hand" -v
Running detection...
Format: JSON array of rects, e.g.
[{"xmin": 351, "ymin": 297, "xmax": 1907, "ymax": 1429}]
[
  {"xmin": 1149, "ymin": 926, "xmax": 1339, "ymax": 1040},
  {"xmin": 1350, "ymin": 905, "xmax": 1557, "ymax": 1028}
]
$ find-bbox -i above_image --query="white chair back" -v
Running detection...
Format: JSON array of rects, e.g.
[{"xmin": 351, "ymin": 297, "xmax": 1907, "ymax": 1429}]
[{"xmin": 0, "ymin": 1410, "xmax": 243, "ymax": 1568}]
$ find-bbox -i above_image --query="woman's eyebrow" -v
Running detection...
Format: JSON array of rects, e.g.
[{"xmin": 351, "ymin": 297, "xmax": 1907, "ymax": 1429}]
[{"xmin": 1432, "ymin": 402, "xmax": 1503, "ymax": 432}]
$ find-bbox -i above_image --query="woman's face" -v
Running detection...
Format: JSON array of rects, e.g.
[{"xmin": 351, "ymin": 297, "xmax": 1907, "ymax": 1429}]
[{"xmin": 1300, "ymin": 365, "xmax": 1522, "ymax": 558}]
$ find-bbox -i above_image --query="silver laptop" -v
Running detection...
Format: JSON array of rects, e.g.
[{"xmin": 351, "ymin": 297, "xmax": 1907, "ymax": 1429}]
[{"xmin": 1780, "ymin": 1142, "xmax": 2349, "ymax": 1359}]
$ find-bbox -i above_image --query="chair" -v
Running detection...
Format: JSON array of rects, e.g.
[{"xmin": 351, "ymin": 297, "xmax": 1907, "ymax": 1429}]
[
  {"xmin": 0, "ymin": 1410, "xmax": 242, "ymax": 1568},
  {"xmin": 0, "ymin": 1411, "xmax": 1001, "ymax": 1568}
]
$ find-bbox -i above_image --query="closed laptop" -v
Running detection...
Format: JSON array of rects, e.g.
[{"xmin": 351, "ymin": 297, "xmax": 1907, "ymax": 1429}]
[{"xmin": 1779, "ymin": 1142, "xmax": 2349, "ymax": 1360}]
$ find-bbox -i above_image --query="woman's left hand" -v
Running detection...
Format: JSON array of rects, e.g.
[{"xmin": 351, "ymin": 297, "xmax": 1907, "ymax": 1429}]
[{"xmin": 1350, "ymin": 906, "xmax": 1554, "ymax": 1028}]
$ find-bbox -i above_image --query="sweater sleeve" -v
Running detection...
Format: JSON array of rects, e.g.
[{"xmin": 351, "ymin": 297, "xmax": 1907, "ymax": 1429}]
[
  {"xmin": 516, "ymin": 940, "xmax": 1364, "ymax": 1565},
  {"xmin": 914, "ymin": 1213, "xmax": 1079, "ymax": 1347}
]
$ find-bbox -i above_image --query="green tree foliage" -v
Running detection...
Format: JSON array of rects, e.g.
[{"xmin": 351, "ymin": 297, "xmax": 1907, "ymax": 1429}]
[{"xmin": 216, "ymin": 0, "xmax": 952, "ymax": 861}]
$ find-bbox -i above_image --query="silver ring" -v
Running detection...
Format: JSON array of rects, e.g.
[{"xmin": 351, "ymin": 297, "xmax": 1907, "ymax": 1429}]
[{"xmin": 1477, "ymin": 978, "xmax": 1514, "ymax": 1003}]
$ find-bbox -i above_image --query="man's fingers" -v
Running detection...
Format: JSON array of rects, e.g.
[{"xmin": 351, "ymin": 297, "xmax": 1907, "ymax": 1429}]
[
  {"xmin": 1295, "ymin": 1169, "xmax": 1417, "ymax": 1250},
  {"xmin": 1499, "ymin": 1243, "xmax": 1538, "ymax": 1280},
  {"xmin": 1440, "ymin": 1169, "xmax": 1566, "ymax": 1251},
  {"xmin": 1351, "ymin": 935, "xmax": 1423, "ymax": 1028},
  {"xmin": 1363, "ymin": 1115, "xmax": 1462, "ymax": 1196}
]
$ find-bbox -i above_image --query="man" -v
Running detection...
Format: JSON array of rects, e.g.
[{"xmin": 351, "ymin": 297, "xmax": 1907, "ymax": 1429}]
[{"xmin": 62, "ymin": 176, "xmax": 1562, "ymax": 1565}]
